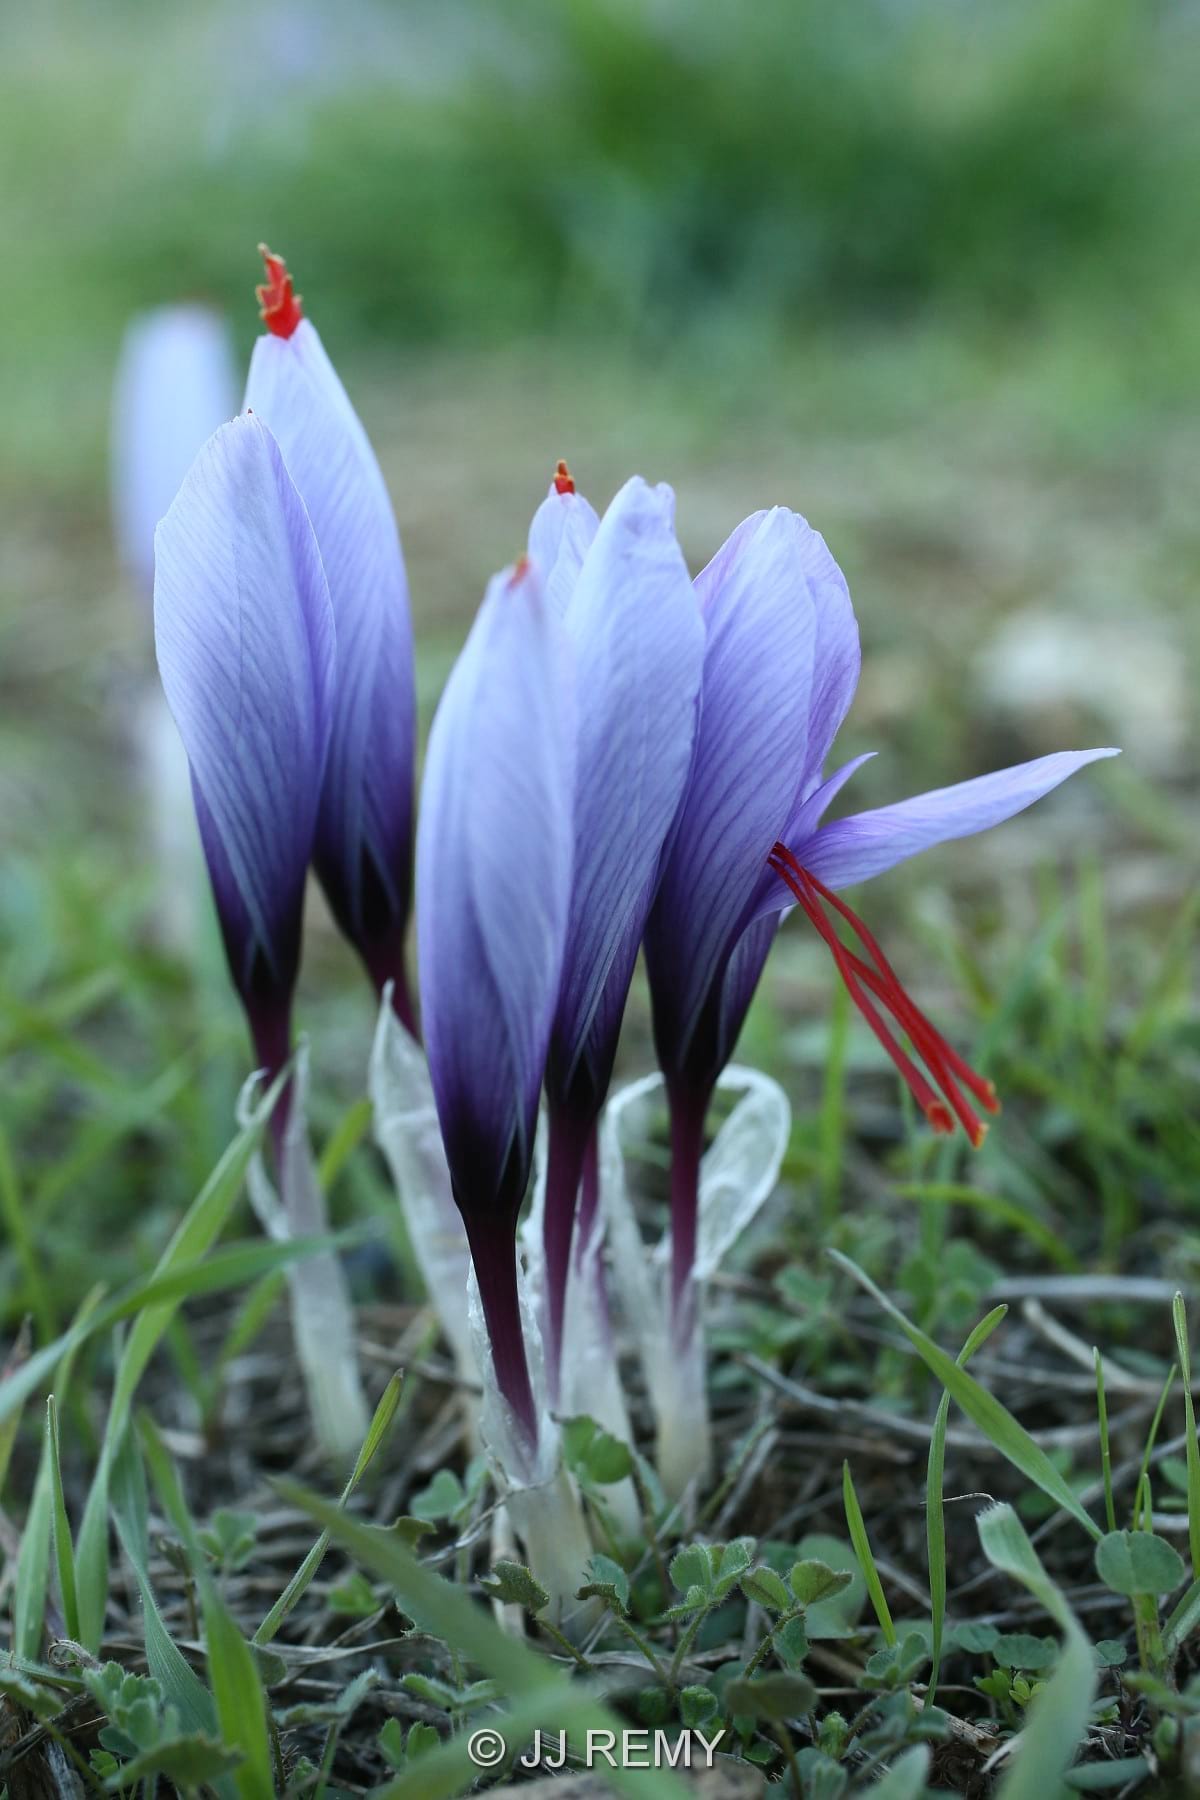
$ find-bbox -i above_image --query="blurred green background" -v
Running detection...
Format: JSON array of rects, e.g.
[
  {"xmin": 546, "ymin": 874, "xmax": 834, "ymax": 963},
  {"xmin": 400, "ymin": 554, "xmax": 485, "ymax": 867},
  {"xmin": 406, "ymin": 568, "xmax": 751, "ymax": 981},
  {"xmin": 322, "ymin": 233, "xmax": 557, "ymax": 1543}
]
[{"xmin": 1, "ymin": 0, "xmax": 1197, "ymax": 1316}]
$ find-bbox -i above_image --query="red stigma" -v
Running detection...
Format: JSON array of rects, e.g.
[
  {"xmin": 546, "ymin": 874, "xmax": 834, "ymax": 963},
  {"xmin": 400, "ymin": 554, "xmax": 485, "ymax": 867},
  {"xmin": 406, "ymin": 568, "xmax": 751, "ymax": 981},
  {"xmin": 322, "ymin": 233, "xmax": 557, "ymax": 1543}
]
[
  {"xmin": 768, "ymin": 843, "xmax": 1000, "ymax": 1148},
  {"xmin": 256, "ymin": 243, "xmax": 303, "ymax": 338},
  {"xmin": 553, "ymin": 458, "xmax": 575, "ymax": 495}
]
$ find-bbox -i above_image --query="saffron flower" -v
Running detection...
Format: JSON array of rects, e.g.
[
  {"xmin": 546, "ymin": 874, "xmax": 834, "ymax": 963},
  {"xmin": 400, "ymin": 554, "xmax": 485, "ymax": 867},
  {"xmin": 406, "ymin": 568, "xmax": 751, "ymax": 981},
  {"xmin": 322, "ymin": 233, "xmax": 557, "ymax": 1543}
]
[
  {"xmin": 154, "ymin": 411, "xmax": 368, "ymax": 1459},
  {"xmin": 534, "ymin": 464, "xmax": 704, "ymax": 1393},
  {"xmin": 154, "ymin": 413, "xmax": 334, "ymax": 1086},
  {"xmin": 644, "ymin": 504, "xmax": 1116, "ymax": 1479},
  {"xmin": 245, "ymin": 247, "xmax": 418, "ymax": 1025},
  {"xmin": 416, "ymin": 555, "xmax": 575, "ymax": 1450}
]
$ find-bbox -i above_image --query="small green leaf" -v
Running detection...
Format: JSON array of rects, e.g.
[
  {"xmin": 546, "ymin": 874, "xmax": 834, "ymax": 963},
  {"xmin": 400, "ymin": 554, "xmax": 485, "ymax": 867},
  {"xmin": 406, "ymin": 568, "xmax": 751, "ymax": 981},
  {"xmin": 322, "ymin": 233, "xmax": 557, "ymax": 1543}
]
[
  {"xmin": 669, "ymin": 1544, "xmax": 712, "ymax": 1600},
  {"xmin": 1095, "ymin": 1530, "xmax": 1186, "ymax": 1597},
  {"xmin": 789, "ymin": 1559, "xmax": 853, "ymax": 1608},
  {"xmin": 994, "ymin": 1633, "xmax": 1058, "ymax": 1671},
  {"xmin": 328, "ymin": 1570, "xmax": 379, "ymax": 1616},
  {"xmin": 199, "ymin": 1507, "xmax": 258, "ymax": 1572},
  {"xmin": 742, "ymin": 1564, "xmax": 790, "ymax": 1612},
  {"xmin": 478, "ymin": 1560, "xmax": 550, "ymax": 1613},
  {"xmin": 562, "ymin": 1414, "xmax": 635, "ymax": 1485},
  {"xmin": 0, "ymin": 1668, "xmax": 69, "ymax": 1721},
  {"xmin": 577, "ymin": 1553, "xmax": 630, "ymax": 1614},
  {"xmin": 679, "ymin": 1686, "xmax": 718, "ymax": 1728},
  {"xmin": 409, "ymin": 1468, "xmax": 464, "ymax": 1522},
  {"xmin": 723, "ymin": 1670, "xmax": 817, "ymax": 1721}
]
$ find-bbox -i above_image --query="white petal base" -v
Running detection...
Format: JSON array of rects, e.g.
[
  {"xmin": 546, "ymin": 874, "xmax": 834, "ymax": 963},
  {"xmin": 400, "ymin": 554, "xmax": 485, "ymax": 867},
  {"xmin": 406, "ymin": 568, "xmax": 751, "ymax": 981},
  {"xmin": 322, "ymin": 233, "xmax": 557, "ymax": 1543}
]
[
  {"xmin": 239, "ymin": 1047, "xmax": 369, "ymax": 1465},
  {"xmin": 369, "ymin": 997, "xmax": 476, "ymax": 1381},
  {"xmin": 602, "ymin": 1064, "xmax": 790, "ymax": 1503}
]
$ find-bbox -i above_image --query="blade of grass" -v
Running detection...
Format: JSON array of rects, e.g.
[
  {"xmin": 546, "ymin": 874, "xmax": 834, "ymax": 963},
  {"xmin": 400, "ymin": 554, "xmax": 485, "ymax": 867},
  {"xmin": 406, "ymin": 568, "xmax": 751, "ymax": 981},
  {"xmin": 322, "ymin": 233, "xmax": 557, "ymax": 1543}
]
[
  {"xmin": 830, "ymin": 1251, "xmax": 1101, "ymax": 1541},
  {"xmin": 891, "ymin": 1182, "xmax": 1075, "ymax": 1270},
  {"xmin": 45, "ymin": 1396, "xmax": 79, "ymax": 1642},
  {"xmin": 842, "ymin": 1460, "xmax": 894, "ymax": 1647},
  {"xmin": 11, "ymin": 1288, "xmax": 103, "ymax": 1659},
  {"xmin": 109, "ymin": 1426, "xmax": 218, "ymax": 1741},
  {"xmin": 275, "ymin": 1477, "xmax": 691, "ymax": 1800},
  {"xmin": 1132, "ymin": 1365, "xmax": 1176, "ymax": 1527},
  {"xmin": 316, "ymin": 1096, "xmax": 373, "ymax": 1192},
  {"xmin": 977, "ymin": 1504, "xmax": 1095, "ymax": 1800},
  {"xmin": 75, "ymin": 1077, "xmax": 281, "ymax": 1651},
  {"xmin": 927, "ymin": 1303, "xmax": 1007, "ymax": 1704},
  {"xmin": 137, "ymin": 1417, "xmax": 285, "ymax": 1800},
  {"xmin": 254, "ymin": 1370, "xmax": 405, "ymax": 1645},
  {"xmin": 1094, "ymin": 1348, "xmax": 1116, "ymax": 1535},
  {"xmin": 1171, "ymin": 1293, "xmax": 1200, "ymax": 1578},
  {"xmin": 0, "ymin": 1123, "xmax": 55, "ymax": 1339}
]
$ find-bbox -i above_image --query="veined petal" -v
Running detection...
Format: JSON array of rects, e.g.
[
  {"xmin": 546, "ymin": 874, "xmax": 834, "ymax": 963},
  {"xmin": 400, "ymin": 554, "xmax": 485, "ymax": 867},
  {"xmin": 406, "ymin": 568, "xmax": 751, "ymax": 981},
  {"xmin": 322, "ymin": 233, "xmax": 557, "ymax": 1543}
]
[
  {"xmin": 245, "ymin": 315, "xmax": 416, "ymax": 976},
  {"xmin": 550, "ymin": 476, "xmax": 703, "ymax": 1097},
  {"xmin": 111, "ymin": 306, "xmax": 237, "ymax": 599},
  {"xmin": 153, "ymin": 413, "xmax": 335, "ymax": 1019},
  {"xmin": 801, "ymin": 748, "xmax": 1121, "ymax": 891},
  {"xmin": 645, "ymin": 507, "xmax": 820, "ymax": 1077},
  {"xmin": 798, "ymin": 531, "xmax": 860, "ymax": 796},
  {"xmin": 417, "ymin": 560, "xmax": 576, "ymax": 1218},
  {"xmin": 747, "ymin": 751, "xmax": 878, "ymax": 921},
  {"xmin": 528, "ymin": 474, "xmax": 600, "ymax": 616}
]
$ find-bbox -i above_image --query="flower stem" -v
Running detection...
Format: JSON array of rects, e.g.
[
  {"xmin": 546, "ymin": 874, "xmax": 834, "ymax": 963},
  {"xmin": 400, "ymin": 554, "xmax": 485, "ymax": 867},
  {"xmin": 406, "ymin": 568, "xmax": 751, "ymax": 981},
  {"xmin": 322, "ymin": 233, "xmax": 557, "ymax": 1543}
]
[
  {"xmin": 542, "ymin": 1103, "xmax": 593, "ymax": 1398},
  {"xmin": 462, "ymin": 1210, "xmax": 538, "ymax": 1449}
]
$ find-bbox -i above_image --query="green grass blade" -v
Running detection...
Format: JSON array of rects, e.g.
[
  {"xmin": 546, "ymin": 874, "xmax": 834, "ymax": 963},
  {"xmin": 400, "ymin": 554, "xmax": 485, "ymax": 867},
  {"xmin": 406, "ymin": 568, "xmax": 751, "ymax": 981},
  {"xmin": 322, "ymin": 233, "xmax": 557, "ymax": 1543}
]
[
  {"xmin": 13, "ymin": 1444, "xmax": 54, "ymax": 1660},
  {"xmin": 830, "ymin": 1251, "xmax": 1101, "ymax": 1541},
  {"xmin": 1164, "ymin": 1574, "xmax": 1200, "ymax": 1653},
  {"xmin": 254, "ymin": 1369, "xmax": 405, "ymax": 1646},
  {"xmin": 0, "ymin": 1123, "xmax": 56, "ymax": 1340},
  {"xmin": 45, "ymin": 1396, "xmax": 79, "ymax": 1642},
  {"xmin": 316, "ymin": 1095, "xmax": 373, "ymax": 1191},
  {"xmin": 842, "ymin": 1460, "xmax": 894, "ymax": 1646},
  {"xmin": 1171, "ymin": 1293, "xmax": 1200, "ymax": 1577},
  {"xmin": 75, "ymin": 1082, "xmax": 280, "ymax": 1651},
  {"xmin": 1094, "ymin": 1347, "xmax": 1116, "ymax": 1535},
  {"xmin": 12, "ymin": 1287, "xmax": 103, "ymax": 1658},
  {"xmin": 108, "ymin": 1426, "xmax": 217, "ymax": 1740},
  {"xmin": 275, "ymin": 1477, "xmax": 691, "ymax": 1800},
  {"xmin": 927, "ymin": 1303, "xmax": 1007, "ymax": 1703},
  {"xmin": 891, "ymin": 1181, "xmax": 1075, "ymax": 1270},
  {"xmin": 1133, "ymin": 1364, "xmax": 1176, "ymax": 1525},
  {"xmin": 977, "ymin": 1504, "xmax": 1095, "ymax": 1799}
]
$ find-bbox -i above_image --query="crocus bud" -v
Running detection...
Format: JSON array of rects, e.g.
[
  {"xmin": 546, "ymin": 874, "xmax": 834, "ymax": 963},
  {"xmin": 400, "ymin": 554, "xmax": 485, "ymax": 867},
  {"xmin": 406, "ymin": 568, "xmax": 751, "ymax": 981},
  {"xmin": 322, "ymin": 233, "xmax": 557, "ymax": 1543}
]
[
  {"xmin": 416, "ymin": 557, "xmax": 575, "ymax": 1446},
  {"xmin": 537, "ymin": 472, "xmax": 704, "ymax": 1387},
  {"xmin": 112, "ymin": 306, "xmax": 238, "ymax": 601},
  {"xmin": 245, "ymin": 246, "xmax": 418, "ymax": 1026},
  {"xmin": 153, "ymin": 413, "xmax": 336, "ymax": 1084}
]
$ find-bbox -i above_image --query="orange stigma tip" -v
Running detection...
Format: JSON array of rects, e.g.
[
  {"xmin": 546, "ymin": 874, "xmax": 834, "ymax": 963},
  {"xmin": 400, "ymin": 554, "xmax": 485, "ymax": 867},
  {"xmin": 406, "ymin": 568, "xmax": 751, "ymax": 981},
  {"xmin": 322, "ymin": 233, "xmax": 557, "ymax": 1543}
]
[
  {"xmin": 927, "ymin": 1103, "xmax": 955, "ymax": 1135},
  {"xmin": 256, "ymin": 243, "xmax": 303, "ymax": 338},
  {"xmin": 553, "ymin": 458, "xmax": 575, "ymax": 495},
  {"xmin": 508, "ymin": 553, "xmax": 531, "ymax": 587}
]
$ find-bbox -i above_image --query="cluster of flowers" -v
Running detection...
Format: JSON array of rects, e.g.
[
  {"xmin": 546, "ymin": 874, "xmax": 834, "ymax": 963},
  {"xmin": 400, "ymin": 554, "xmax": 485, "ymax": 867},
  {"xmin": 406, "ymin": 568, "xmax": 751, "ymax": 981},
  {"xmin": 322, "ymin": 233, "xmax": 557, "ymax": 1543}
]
[{"xmin": 151, "ymin": 248, "xmax": 1115, "ymax": 1559}]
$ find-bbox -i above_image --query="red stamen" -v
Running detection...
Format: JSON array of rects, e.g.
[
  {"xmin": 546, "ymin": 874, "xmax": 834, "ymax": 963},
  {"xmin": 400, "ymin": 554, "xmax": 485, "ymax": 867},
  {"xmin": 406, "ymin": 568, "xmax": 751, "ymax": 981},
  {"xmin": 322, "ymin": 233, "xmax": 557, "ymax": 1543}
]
[
  {"xmin": 256, "ymin": 243, "xmax": 303, "ymax": 338},
  {"xmin": 768, "ymin": 842, "xmax": 999, "ymax": 1148},
  {"xmin": 553, "ymin": 458, "xmax": 575, "ymax": 495}
]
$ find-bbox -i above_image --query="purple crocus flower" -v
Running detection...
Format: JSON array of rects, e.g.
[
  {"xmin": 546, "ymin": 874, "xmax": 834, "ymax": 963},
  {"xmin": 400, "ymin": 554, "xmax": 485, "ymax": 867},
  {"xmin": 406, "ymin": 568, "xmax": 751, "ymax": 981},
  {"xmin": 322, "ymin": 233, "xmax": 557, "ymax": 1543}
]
[
  {"xmin": 153, "ymin": 411, "xmax": 335, "ymax": 1104},
  {"xmin": 244, "ymin": 248, "xmax": 418, "ymax": 1028},
  {"xmin": 645, "ymin": 505, "xmax": 1117, "ymax": 1341},
  {"xmin": 416, "ymin": 556, "xmax": 575, "ymax": 1445},
  {"xmin": 533, "ymin": 462, "xmax": 704, "ymax": 1389}
]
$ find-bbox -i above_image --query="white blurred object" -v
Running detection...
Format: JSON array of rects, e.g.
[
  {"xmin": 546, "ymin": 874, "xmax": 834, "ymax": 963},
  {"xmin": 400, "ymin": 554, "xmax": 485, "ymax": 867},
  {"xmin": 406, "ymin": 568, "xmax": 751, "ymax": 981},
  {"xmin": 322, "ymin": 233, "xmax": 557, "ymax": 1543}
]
[
  {"xmin": 112, "ymin": 305, "xmax": 238, "ymax": 950},
  {"xmin": 111, "ymin": 306, "xmax": 238, "ymax": 599},
  {"xmin": 976, "ymin": 609, "xmax": 1186, "ymax": 774},
  {"xmin": 602, "ymin": 1065, "xmax": 791, "ymax": 1505}
]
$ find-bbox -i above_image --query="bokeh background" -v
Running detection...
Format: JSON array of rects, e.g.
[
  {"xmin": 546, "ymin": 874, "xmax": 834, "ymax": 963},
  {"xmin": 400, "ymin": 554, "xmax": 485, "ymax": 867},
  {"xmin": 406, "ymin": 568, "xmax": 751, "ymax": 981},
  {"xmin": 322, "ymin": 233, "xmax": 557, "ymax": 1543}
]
[{"xmin": 1, "ymin": 0, "xmax": 1197, "ymax": 1319}]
